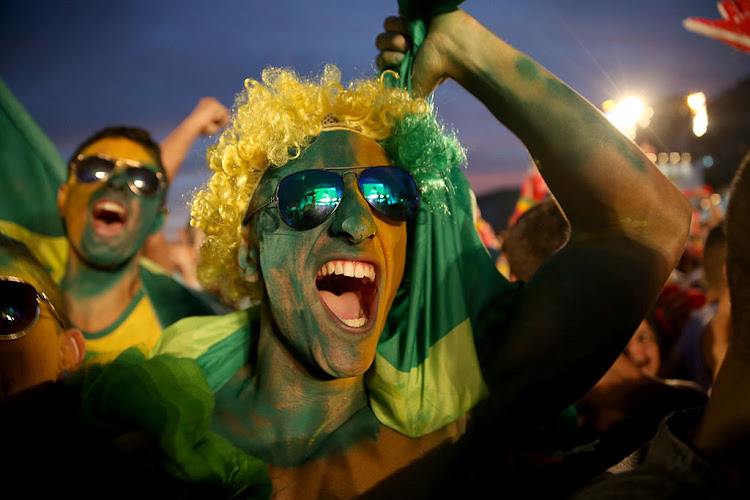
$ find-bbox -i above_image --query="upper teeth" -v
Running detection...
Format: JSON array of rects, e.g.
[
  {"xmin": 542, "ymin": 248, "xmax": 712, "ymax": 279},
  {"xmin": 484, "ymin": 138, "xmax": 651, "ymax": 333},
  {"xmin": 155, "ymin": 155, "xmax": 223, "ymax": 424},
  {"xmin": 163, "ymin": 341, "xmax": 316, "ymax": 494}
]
[
  {"xmin": 317, "ymin": 260, "xmax": 376, "ymax": 282},
  {"xmin": 97, "ymin": 200, "xmax": 126, "ymax": 215}
]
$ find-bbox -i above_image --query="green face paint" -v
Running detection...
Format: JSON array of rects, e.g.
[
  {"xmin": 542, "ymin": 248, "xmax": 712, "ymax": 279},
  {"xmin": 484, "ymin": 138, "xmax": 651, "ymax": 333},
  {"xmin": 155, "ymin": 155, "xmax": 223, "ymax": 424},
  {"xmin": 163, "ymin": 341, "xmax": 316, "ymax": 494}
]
[
  {"xmin": 247, "ymin": 130, "xmax": 408, "ymax": 379},
  {"xmin": 60, "ymin": 137, "xmax": 165, "ymax": 270}
]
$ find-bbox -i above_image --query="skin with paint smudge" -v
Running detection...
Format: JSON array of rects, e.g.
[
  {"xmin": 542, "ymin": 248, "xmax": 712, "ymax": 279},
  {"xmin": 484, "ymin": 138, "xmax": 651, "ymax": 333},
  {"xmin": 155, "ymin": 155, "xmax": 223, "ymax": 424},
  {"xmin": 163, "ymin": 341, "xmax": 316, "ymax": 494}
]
[
  {"xmin": 245, "ymin": 130, "xmax": 407, "ymax": 379},
  {"xmin": 57, "ymin": 137, "xmax": 165, "ymax": 270}
]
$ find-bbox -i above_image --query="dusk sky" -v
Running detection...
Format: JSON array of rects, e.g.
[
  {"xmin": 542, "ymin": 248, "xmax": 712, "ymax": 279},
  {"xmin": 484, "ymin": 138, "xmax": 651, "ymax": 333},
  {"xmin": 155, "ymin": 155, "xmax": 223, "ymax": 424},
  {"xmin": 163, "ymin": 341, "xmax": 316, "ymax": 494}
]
[{"xmin": 2, "ymin": 0, "xmax": 749, "ymax": 237}]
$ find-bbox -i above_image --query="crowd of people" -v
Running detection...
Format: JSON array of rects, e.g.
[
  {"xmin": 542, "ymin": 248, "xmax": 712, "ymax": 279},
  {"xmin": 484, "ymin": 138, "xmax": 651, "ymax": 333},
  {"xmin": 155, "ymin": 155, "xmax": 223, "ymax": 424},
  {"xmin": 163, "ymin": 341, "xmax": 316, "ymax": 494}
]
[{"xmin": 1, "ymin": 4, "xmax": 749, "ymax": 499}]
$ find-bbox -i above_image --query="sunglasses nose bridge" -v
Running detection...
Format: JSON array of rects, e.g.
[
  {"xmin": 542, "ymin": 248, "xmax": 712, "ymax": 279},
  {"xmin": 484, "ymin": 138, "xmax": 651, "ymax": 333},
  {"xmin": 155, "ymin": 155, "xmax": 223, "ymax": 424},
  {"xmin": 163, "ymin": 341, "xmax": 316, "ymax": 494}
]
[
  {"xmin": 329, "ymin": 174, "xmax": 378, "ymax": 243},
  {"xmin": 104, "ymin": 167, "xmax": 132, "ymax": 192}
]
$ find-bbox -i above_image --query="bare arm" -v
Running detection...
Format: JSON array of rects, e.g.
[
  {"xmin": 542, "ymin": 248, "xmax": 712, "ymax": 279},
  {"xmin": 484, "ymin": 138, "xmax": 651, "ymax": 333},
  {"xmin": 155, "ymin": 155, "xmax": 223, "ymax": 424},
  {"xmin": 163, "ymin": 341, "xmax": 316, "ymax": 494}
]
[
  {"xmin": 143, "ymin": 97, "xmax": 230, "ymax": 270},
  {"xmin": 378, "ymin": 10, "xmax": 692, "ymax": 420},
  {"xmin": 160, "ymin": 97, "xmax": 230, "ymax": 182}
]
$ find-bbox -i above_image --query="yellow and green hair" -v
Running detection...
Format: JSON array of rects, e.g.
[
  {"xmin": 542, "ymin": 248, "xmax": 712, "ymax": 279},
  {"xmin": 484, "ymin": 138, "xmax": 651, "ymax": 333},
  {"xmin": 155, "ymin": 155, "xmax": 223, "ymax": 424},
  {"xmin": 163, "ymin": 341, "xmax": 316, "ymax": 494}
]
[
  {"xmin": 191, "ymin": 64, "xmax": 465, "ymax": 302},
  {"xmin": 161, "ymin": 64, "xmax": 519, "ymax": 438}
]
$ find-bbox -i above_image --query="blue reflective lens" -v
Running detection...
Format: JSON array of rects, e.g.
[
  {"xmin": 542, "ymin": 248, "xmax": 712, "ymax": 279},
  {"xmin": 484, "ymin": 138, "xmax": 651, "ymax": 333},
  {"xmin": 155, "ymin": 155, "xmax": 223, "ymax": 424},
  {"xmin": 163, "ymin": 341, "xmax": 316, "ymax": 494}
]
[
  {"xmin": 273, "ymin": 167, "xmax": 419, "ymax": 230},
  {"xmin": 358, "ymin": 166, "xmax": 419, "ymax": 221},
  {"xmin": 277, "ymin": 170, "xmax": 344, "ymax": 230}
]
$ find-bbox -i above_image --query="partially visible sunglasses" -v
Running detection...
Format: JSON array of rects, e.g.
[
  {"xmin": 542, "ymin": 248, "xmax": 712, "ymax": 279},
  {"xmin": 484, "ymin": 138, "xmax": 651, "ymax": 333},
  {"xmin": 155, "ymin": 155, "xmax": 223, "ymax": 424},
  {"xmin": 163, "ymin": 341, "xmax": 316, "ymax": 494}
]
[
  {"xmin": 0, "ymin": 277, "xmax": 66, "ymax": 340},
  {"xmin": 244, "ymin": 166, "xmax": 420, "ymax": 231},
  {"xmin": 71, "ymin": 154, "xmax": 166, "ymax": 198}
]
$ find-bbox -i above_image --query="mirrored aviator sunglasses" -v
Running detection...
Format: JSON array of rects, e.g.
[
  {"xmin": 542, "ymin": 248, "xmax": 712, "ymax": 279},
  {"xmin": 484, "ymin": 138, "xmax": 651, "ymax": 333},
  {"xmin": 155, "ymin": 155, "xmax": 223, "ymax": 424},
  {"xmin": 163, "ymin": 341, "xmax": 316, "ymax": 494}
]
[
  {"xmin": 246, "ymin": 166, "xmax": 420, "ymax": 231},
  {"xmin": 72, "ymin": 154, "xmax": 165, "ymax": 197},
  {"xmin": 0, "ymin": 277, "xmax": 66, "ymax": 340}
]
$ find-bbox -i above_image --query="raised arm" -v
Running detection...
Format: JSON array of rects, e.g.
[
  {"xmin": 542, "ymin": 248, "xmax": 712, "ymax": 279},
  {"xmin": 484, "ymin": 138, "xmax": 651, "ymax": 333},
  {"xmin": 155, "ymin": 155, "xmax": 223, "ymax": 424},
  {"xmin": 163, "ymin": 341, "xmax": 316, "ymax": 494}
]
[
  {"xmin": 378, "ymin": 10, "xmax": 692, "ymax": 421},
  {"xmin": 142, "ymin": 97, "xmax": 230, "ymax": 272},
  {"xmin": 160, "ymin": 97, "xmax": 230, "ymax": 182}
]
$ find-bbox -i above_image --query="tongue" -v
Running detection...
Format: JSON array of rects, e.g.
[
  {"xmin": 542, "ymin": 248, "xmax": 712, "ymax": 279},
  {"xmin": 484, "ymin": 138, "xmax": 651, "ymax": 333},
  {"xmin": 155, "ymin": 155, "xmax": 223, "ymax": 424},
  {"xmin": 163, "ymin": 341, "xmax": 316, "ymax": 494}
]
[
  {"xmin": 92, "ymin": 218, "xmax": 125, "ymax": 237},
  {"xmin": 319, "ymin": 290, "xmax": 361, "ymax": 320}
]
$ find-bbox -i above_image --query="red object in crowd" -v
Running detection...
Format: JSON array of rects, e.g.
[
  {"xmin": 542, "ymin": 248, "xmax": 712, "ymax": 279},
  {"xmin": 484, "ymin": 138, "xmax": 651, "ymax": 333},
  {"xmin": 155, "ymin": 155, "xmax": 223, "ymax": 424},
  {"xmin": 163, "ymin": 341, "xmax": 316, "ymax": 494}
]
[
  {"xmin": 683, "ymin": 0, "xmax": 750, "ymax": 54},
  {"xmin": 508, "ymin": 168, "xmax": 549, "ymax": 227},
  {"xmin": 682, "ymin": 185, "xmax": 713, "ymax": 201},
  {"xmin": 653, "ymin": 283, "xmax": 707, "ymax": 343}
]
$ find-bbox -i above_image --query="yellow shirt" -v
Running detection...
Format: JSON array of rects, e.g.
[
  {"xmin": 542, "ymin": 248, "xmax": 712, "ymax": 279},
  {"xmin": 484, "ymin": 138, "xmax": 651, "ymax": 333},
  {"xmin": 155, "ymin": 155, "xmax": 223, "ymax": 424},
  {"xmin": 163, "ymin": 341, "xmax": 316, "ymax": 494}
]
[
  {"xmin": 0, "ymin": 220, "xmax": 224, "ymax": 365},
  {"xmin": 82, "ymin": 290, "xmax": 162, "ymax": 365}
]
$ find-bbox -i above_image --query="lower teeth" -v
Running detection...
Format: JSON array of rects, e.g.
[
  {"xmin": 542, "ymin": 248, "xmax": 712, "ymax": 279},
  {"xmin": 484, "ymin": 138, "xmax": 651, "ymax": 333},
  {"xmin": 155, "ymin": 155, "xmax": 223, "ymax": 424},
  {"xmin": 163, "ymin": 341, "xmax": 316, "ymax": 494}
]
[{"xmin": 342, "ymin": 316, "xmax": 367, "ymax": 328}]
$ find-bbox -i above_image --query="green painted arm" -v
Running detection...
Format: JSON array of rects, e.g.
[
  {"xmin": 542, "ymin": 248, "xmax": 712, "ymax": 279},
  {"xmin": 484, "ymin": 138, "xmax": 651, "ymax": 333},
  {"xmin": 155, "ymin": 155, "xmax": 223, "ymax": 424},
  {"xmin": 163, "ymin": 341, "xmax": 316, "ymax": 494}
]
[{"xmin": 388, "ymin": 9, "xmax": 693, "ymax": 425}]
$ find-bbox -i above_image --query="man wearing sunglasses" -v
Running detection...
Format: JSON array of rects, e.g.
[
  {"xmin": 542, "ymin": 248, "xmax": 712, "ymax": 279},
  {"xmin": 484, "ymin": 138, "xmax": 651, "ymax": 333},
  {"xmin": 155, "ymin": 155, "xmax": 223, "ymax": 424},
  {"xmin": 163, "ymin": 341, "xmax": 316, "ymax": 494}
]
[
  {"xmin": 0, "ymin": 85, "xmax": 231, "ymax": 364},
  {"xmin": 54, "ymin": 126, "xmax": 229, "ymax": 364},
  {"xmin": 154, "ymin": 8, "xmax": 692, "ymax": 497}
]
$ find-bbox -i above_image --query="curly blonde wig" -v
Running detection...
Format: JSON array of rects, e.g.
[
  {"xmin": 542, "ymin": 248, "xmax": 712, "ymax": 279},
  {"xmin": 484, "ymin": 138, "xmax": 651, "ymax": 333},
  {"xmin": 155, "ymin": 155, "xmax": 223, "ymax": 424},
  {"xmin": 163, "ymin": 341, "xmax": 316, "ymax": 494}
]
[{"xmin": 191, "ymin": 64, "xmax": 465, "ymax": 302}]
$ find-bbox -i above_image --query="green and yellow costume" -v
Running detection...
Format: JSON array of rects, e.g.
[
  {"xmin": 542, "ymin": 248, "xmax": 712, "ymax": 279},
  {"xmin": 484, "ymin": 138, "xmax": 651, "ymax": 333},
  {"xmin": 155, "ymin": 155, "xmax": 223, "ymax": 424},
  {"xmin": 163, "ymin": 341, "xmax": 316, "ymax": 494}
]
[{"xmin": 153, "ymin": 0, "xmax": 578, "ymax": 452}]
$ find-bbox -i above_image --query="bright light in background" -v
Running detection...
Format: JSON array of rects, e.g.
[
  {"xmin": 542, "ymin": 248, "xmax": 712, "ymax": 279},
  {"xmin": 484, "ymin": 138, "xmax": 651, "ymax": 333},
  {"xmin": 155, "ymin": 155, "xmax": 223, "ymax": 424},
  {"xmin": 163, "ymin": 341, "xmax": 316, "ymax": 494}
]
[
  {"xmin": 602, "ymin": 96, "xmax": 653, "ymax": 140},
  {"xmin": 687, "ymin": 92, "xmax": 708, "ymax": 137},
  {"xmin": 687, "ymin": 92, "xmax": 705, "ymax": 109}
]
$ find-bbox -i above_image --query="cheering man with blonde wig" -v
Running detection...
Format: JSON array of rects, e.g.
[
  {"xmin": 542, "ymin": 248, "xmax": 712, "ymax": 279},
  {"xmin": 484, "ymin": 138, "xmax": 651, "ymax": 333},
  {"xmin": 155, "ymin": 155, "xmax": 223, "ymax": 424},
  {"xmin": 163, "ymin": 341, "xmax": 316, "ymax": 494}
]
[{"xmin": 154, "ymin": 7, "xmax": 692, "ymax": 498}]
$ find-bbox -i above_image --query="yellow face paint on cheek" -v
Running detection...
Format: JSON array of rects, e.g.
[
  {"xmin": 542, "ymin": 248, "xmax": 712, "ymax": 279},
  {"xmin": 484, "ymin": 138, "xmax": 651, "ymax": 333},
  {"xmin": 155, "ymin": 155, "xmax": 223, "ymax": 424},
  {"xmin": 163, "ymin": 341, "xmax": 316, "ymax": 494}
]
[
  {"xmin": 62, "ymin": 178, "xmax": 97, "ymax": 248},
  {"xmin": 379, "ymin": 221, "xmax": 407, "ymax": 295},
  {"xmin": 256, "ymin": 130, "xmax": 410, "ymax": 379}
]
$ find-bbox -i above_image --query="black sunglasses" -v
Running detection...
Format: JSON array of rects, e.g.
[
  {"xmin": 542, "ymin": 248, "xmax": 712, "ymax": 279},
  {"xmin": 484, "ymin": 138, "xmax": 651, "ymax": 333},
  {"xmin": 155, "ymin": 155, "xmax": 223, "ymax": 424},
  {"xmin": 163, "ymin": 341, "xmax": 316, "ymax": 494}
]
[
  {"xmin": 0, "ymin": 277, "xmax": 66, "ymax": 340},
  {"xmin": 71, "ymin": 154, "xmax": 166, "ymax": 198},
  {"xmin": 244, "ymin": 166, "xmax": 420, "ymax": 231}
]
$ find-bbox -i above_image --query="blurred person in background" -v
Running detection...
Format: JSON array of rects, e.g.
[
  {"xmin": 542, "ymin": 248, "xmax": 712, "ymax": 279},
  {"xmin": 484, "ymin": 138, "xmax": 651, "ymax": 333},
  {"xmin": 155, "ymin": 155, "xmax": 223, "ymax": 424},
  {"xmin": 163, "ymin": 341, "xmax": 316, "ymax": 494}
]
[
  {"xmin": 664, "ymin": 224, "xmax": 731, "ymax": 392},
  {"xmin": 500, "ymin": 196, "xmax": 706, "ymax": 495},
  {"xmin": 0, "ymin": 83, "xmax": 231, "ymax": 364},
  {"xmin": 571, "ymin": 151, "xmax": 750, "ymax": 500}
]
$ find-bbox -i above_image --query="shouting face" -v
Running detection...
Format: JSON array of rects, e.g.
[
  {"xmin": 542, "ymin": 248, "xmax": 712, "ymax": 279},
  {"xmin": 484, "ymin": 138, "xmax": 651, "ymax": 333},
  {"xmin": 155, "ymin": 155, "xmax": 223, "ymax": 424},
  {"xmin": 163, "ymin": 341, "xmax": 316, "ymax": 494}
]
[
  {"xmin": 244, "ymin": 130, "xmax": 408, "ymax": 379},
  {"xmin": 58, "ymin": 137, "xmax": 165, "ymax": 269}
]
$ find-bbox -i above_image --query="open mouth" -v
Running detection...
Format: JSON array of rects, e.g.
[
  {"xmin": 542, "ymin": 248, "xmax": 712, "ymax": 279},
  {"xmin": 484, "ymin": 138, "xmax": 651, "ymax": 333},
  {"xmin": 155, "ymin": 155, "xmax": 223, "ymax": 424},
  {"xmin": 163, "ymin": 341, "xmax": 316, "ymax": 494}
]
[
  {"xmin": 316, "ymin": 260, "xmax": 377, "ymax": 329},
  {"xmin": 91, "ymin": 199, "xmax": 127, "ymax": 236}
]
